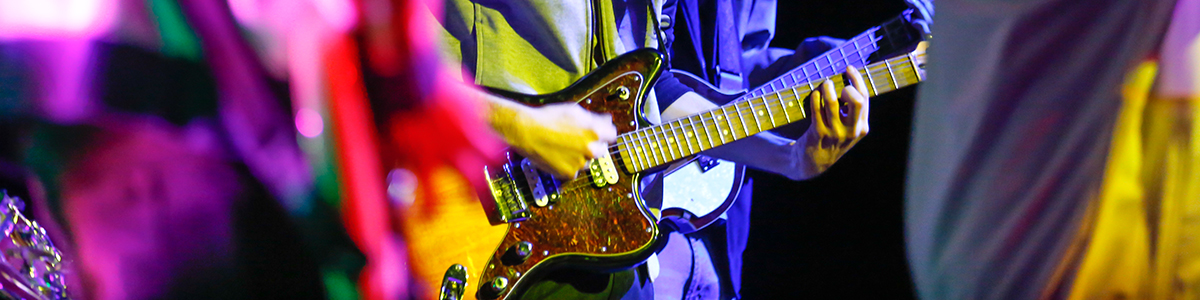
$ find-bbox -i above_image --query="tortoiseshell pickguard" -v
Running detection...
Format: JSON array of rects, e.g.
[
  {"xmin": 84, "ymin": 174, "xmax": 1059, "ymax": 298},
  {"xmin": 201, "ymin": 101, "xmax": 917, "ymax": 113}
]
[{"xmin": 476, "ymin": 49, "xmax": 665, "ymax": 300}]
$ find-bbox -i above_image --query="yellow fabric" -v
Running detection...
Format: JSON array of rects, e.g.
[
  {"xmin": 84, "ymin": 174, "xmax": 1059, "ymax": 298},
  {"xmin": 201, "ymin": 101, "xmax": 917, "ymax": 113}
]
[{"xmin": 1068, "ymin": 61, "xmax": 1200, "ymax": 300}]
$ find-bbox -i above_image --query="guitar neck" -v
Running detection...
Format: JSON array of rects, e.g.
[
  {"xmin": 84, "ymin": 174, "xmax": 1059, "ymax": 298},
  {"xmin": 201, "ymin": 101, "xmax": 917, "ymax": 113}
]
[{"xmin": 617, "ymin": 52, "xmax": 925, "ymax": 173}]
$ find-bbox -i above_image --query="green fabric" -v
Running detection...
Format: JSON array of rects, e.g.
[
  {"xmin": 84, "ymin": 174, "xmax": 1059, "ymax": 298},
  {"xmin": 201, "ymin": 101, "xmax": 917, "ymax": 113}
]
[{"xmin": 148, "ymin": 0, "xmax": 204, "ymax": 61}]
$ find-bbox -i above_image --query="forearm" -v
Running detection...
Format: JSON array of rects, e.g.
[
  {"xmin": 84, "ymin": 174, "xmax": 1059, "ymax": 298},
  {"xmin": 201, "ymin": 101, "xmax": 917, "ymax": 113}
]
[{"xmin": 700, "ymin": 130, "xmax": 817, "ymax": 180}]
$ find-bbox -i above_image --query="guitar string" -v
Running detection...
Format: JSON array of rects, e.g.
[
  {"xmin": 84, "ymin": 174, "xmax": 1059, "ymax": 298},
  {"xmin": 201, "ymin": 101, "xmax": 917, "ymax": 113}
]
[
  {"xmin": 586, "ymin": 61, "xmax": 921, "ymax": 188},
  {"xmin": 512, "ymin": 23, "xmax": 917, "ymax": 200},
  {"xmin": 548, "ymin": 54, "xmax": 925, "ymax": 191},
  {"xmin": 604, "ymin": 56, "xmax": 922, "ymax": 166},
  {"xmin": 552, "ymin": 69, "xmax": 922, "ymax": 192},
  {"xmin": 611, "ymin": 53, "xmax": 922, "ymax": 152}
]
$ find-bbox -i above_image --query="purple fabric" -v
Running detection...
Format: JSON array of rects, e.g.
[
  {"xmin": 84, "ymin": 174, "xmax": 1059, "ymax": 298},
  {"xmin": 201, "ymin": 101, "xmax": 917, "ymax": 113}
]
[
  {"xmin": 905, "ymin": 0, "xmax": 1178, "ymax": 299},
  {"xmin": 177, "ymin": 0, "xmax": 314, "ymax": 210}
]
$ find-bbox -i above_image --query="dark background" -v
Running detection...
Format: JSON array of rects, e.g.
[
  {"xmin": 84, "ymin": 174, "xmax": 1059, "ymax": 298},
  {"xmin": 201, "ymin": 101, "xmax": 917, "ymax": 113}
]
[{"xmin": 741, "ymin": 1, "xmax": 918, "ymax": 298}]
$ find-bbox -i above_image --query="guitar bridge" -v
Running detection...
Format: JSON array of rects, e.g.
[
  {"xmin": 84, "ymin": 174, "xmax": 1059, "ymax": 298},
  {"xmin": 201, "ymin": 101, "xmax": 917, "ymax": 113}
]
[{"xmin": 485, "ymin": 165, "xmax": 530, "ymax": 223}]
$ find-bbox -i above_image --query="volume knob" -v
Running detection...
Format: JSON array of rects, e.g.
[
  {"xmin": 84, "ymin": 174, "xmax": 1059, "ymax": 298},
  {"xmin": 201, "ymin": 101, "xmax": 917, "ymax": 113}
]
[{"xmin": 488, "ymin": 276, "xmax": 509, "ymax": 294}]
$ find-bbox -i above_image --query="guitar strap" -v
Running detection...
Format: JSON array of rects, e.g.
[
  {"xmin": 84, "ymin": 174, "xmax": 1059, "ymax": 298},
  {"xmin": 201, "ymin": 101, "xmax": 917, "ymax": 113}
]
[
  {"xmin": 712, "ymin": 0, "xmax": 744, "ymax": 91},
  {"xmin": 590, "ymin": 0, "xmax": 620, "ymax": 65}
]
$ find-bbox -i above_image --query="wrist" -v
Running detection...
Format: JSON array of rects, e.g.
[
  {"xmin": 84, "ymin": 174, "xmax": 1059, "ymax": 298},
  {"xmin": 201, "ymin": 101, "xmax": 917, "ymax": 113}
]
[{"xmin": 795, "ymin": 130, "xmax": 833, "ymax": 178}]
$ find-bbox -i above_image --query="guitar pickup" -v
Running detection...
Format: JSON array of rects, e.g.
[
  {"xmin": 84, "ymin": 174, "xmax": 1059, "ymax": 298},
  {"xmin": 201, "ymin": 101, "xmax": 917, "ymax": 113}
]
[
  {"xmin": 520, "ymin": 159, "xmax": 560, "ymax": 207},
  {"xmin": 589, "ymin": 153, "xmax": 619, "ymax": 188}
]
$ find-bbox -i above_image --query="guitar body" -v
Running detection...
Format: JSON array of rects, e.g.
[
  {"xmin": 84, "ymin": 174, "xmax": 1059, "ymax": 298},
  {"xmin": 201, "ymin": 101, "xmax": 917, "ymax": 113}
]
[{"xmin": 435, "ymin": 49, "xmax": 668, "ymax": 300}]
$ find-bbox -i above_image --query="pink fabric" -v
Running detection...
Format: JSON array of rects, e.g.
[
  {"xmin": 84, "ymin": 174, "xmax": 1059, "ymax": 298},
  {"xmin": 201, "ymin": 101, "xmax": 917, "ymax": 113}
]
[{"xmin": 1156, "ymin": 0, "xmax": 1200, "ymax": 97}]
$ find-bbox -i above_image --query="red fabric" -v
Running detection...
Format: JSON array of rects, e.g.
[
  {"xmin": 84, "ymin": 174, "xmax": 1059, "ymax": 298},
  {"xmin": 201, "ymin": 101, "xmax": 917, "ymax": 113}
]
[
  {"xmin": 325, "ymin": 36, "xmax": 404, "ymax": 300},
  {"xmin": 330, "ymin": 0, "xmax": 503, "ymax": 299}
]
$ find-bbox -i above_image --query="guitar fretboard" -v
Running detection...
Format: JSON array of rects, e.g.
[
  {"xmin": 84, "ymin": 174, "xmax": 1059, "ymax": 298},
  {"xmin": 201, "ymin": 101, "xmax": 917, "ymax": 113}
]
[
  {"xmin": 748, "ymin": 29, "xmax": 878, "ymax": 100},
  {"xmin": 617, "ymin": 52, "xmax": 925, "ymax": 173},
  {"xmin": 748, "ymin": 12, "xmax": 922, "ymax": 100}
]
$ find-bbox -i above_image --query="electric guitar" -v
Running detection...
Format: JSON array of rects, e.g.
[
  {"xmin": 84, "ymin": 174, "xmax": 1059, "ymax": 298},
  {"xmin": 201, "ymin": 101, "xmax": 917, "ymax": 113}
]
[{"xmin": 431, "ymin": 42, "xmax": 928, "ymax": 299}]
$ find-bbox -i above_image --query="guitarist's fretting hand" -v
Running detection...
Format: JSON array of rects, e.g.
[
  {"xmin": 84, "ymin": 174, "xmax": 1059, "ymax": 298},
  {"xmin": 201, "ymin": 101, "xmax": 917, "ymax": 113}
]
[
  {"xmin": 485, "ymin": 98, "xmax": 618, "ymax": 178},
  {"xmin": 798, "ymin": 66, "xmax": 871, "ymax": 176},
  {"xmin": 661, "ymin": 65, "xmax": 869, "ymax": 180}
]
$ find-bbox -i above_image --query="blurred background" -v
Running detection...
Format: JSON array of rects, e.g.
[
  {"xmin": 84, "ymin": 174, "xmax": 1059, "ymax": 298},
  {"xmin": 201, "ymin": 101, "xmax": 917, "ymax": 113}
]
[{"xmin": 746, "ymin": 1, "xmax": 916, "ymax": 298}]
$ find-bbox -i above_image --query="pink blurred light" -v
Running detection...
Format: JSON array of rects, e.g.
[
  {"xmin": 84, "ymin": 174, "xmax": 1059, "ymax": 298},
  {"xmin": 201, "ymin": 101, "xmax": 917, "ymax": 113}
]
[
  {"xmin": 295, "ymin": 108, "xmax": 324, "ymax": 138},
  {"xmin": 0, "ymin": 0, "xmax": 116, "ymax": 39}
]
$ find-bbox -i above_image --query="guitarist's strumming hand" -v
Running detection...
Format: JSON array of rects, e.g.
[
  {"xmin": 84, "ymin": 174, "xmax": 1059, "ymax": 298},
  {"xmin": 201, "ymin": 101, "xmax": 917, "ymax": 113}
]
[
  {"xmin": 797, "ymin": 65, "xmax": 870, "ymax": 177},
  {"xmin": 485, "ymin": 97, "xmax": 618, "ymax": 178}
]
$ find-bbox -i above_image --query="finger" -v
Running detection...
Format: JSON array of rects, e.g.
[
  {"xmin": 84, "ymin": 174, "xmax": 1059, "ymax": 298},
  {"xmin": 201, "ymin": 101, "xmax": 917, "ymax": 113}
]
[
  {"xmin": 840, "ymin": 86, "xmax": 865, "ymax": 125},
  {"xmin": 846, "ymin": 66, "xmax": 868, "ymax": 99},
  {"xmin": 808, "ymin": 88, "xmax": 825, "ymax": 136},
  {"xmin": 587, "ymin": 141, "xmax": 608, "ymax": 159},
  {"xmin": 839, "ymin": 87, "xmax": 868, "ymax": 148},
  {"xmin": 821, "ymin": 80, "xmax": 842, "ymax": 135},
  {"xmin": 593, "ymin": 114, "xmax": 617, "ymax": 142},
  {"xmin": 554, "ymin": 157, "xmax": 586, "ymax": 179}
]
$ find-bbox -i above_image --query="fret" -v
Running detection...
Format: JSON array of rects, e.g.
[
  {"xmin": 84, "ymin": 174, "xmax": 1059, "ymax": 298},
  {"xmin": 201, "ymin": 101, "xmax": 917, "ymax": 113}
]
[
  {"xmin": 636, "ymin": 135, "xmax": 650, "ymax": 171},
  {"xmin": 675, "ymin": 122, "xmax": 686, "ymax": 158},
  {"xmin": 764, "ymin": 95, "xmax": 778, "ymax": 127},
  {"xmin": 824, "ymin": 54, "xmax": 836, "ymax": 75},
  {"xmin": 792, "ymin": 87, "xmax": 808, "ymax": 119},
  {"xmin": 837, "ymin": 46, "xmax": 848, "ymax": 70},
  {"xmin": 656, "ymin": 127, "xmax": 671, "ymax": 162},
  {"xmin": 745, "ymin": 100, "xmax": 758, "ymax": 132},
  {"xmin": 657, "ymin": 125, "xmax": 677, "ymax": 161},
  {"xmin": 633, "ymin": 130, "xmax": 649, "ymax": 167},
  {"xmin": 629, "ymin": 133, "xmax": 644, "ymax": 169},
  {"xmin": 643, "ymin": 132, "xmax": 652, "ymax": 169},
  {"xmin": 884, "ymin": 58, "xmax": 899, "ymax": 90},
  {"xmin": 719, "ymin": 107, "xmax": 737, "ymax": 139},
  {"xmin": 624, "ymin": 135, "xmax": 637, "ymax": 171},
  {"xmin": 699, "ymin": 115, "xmax": 714, "ymax": 150},
  {"xmin": 642, "ymin": 129, "xmax": 661, "ymax": 166},
  {"xmin": 688, "ymin": 116, "xmax": 705, "ymax": 152},
  {"xmin": 801, "ymin": 64, "xmax": 817, "ymax": 91},
  {"xmin": 907, "ymin": 53, "xmax": 923, "ymax": 81},
  {"xmin": 689, "ymin": 118, "xmax": 702, "ymax": 153},
  {"xmin": 638, "ymin": 134, "xmax": 650, "ymax": 170},
  {"xmin": 780, "ymin": 88, "xmax": 793, "ymax": 122},
  {"xmin": 712, "ymin": 111, "xmax": 729, "ymax": 144},
  {"xmin": 850, "ymin": 37, "xmax": 864, "ymax": 66},
  {"xmin": 862, "ymin": 63, "xmax": 878, "ymax": 97},
  {"xmin": 733, "ymin": 102, "xmax": 753, "ymax": 136},
  {"xmin": 662, "ymin": 123, "xmax": 676, "ymax": 159},
  {"xmin": 677, "ymin": 120, "xmax": 695, "ymax": 156}
]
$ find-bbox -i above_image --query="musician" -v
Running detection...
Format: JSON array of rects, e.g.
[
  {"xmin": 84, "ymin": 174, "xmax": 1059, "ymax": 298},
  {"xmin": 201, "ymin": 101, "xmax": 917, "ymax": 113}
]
[{"xmin": 429, "ymin": 0, "xmax": 930, "ymax": 298}]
